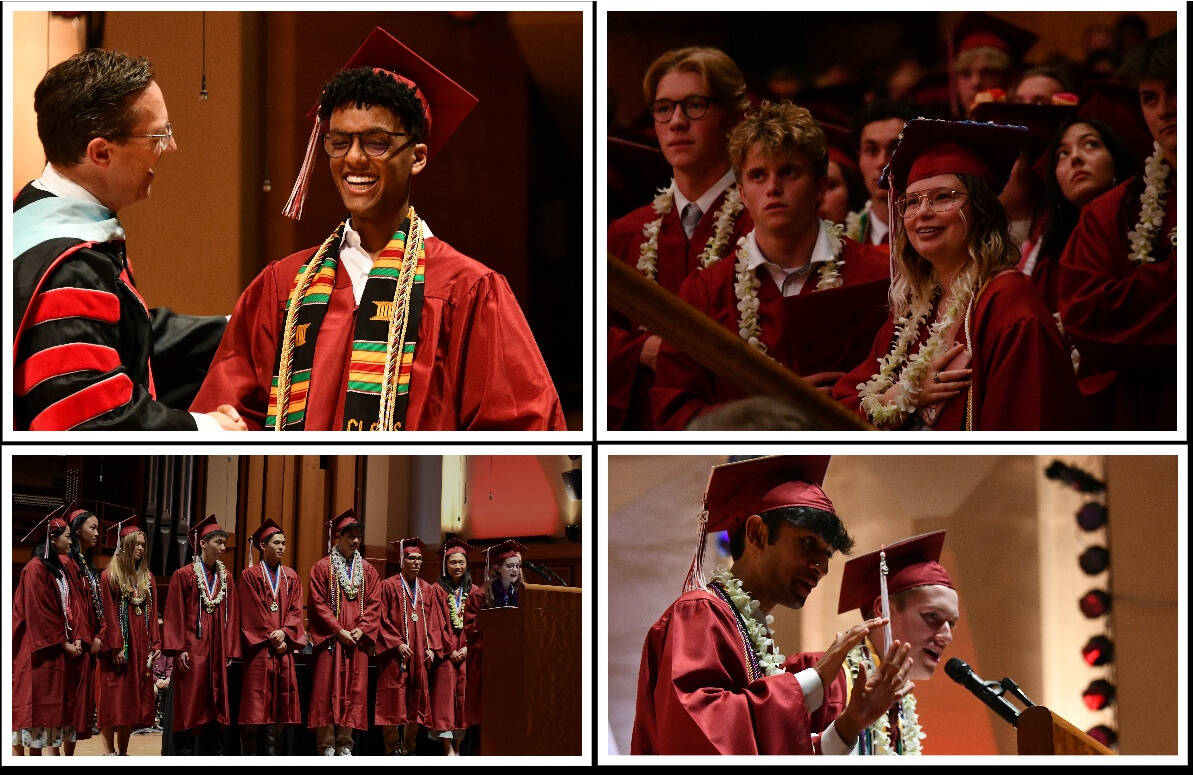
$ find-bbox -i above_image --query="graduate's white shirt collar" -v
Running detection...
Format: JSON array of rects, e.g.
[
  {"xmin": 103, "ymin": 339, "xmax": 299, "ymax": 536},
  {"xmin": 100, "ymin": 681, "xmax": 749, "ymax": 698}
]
[
  {"xmin": 672, "ymin": 167, "xmax": 736, "ymax": 220},
  {"xmin": 33, "ymin": 163, "xmax": 110, "ymax": 211},
  {"xmin": 742, "ymin": 221, "xmax": 836, "ymax": 297},
  {"xmin": 340, "ymin": 216, "xmax": 434, "ymax": 306},
  {"xmin": 866, "ymin": 200, "xmax": 889, "ymax": 246}
]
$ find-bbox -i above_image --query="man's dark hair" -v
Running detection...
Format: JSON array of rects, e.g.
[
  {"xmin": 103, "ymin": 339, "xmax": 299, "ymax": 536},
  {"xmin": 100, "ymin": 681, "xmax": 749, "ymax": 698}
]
[
  {"xmin": 1015, "ymin": 65, "xmax": 1076, "ymax": 96},
  {"xmin": 34, "ymin": 48, "xmax": 155, "ymax": 167},
  {"xmin": 728, "ymin": 505, "xmax": 855, "ymax": 560},
  {"xmin": 318, "ymin": 67, "xmax": 428, "ymax": 143},
  {"xmin": 1119, "ymin": 29, "xmax": 1176, "ymax": 87},
  {"xmin": 850, "ymin": 99, "xmax": 921, "ymax": 152}
]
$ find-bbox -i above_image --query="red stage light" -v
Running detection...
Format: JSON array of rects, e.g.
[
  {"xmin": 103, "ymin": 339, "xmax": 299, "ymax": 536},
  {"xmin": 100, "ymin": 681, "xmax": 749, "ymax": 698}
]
[
  {"xmin": 1086, "ymin": 724, "xmax": 1117, "ymax": 747},
  {"xmin": 1079, "ymin": 589, "xmax": 1111, "ymax": 618},
  {"xmin": 1082, "ymin": 635, "xmax": 1114, "ymax": 666},
  {"xmin": 1082, "ymin": 679, "xmax": 1115, "ymax": 710}
]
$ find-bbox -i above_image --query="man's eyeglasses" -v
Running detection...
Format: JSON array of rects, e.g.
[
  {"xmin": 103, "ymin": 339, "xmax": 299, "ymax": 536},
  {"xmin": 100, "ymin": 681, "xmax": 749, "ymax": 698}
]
[
  {"xmin": 650, "ymin": 95, "xmax": 717, "ymax": 123},
  {"xmin": 323, "ymin": 129, "xmax": 410, "ymax": 158},
  {"xmin": 896, "ymin": 188, "xmax": 969, "ymax": 218},
  {"xmin": 122, "ymin": 122, "xmax": 174, "ymax": 153}
]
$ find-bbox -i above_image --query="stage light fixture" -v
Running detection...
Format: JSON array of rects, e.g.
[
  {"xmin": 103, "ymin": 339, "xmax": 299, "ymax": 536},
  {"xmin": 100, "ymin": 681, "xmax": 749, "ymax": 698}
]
[
  {"xmin": 1075, "ymin": 502, "xmax": 1108, "ymax": 531},
  {"xmin": 1079, "ymin": 589, "xmax": 1111, "ymax": 618},
  {"xmin": 1082, "ymin": 679, "xmax": 1115, "ymax": 711},
  {"xmin": 1081, "ymin": 635, "xmax": 1114, "ymax": 666},
  {"xmin": 1086, "ymin": 725, "xmax": 1117, "ymax": 747},
  {"xmin": 1078, "ymin": 545, "xmax": 1110, "ymax": 575}
]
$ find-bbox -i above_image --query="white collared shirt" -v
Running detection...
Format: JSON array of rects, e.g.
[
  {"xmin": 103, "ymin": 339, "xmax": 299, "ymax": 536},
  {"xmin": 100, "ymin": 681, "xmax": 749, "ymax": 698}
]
[
  {"xmin": 742, "ymin": 221, "xmax": 837, "ymax": 297},
  {"xmin": 672, "ymin": 167, "xmax": 736, "ymax": 225},
  {"xmin": 32, "ymin": 162, "xmax": 110, "ymax": 209},
  {"xmin": 339, "ymin": 217, "xmax": 434, "ymax": 305},
  {"xmin": 866, "ymin": 200, "xmax": 890, "ymax": 246}
]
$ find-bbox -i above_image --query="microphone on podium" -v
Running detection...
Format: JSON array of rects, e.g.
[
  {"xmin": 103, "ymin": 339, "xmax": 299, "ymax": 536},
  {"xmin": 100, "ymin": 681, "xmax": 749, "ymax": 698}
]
[
  {"xmin": 944, "ymin": 657, "xmax": 1024, "ymax": 727},
  {"xmin": 524, "ymin": 559, "xmax": 567, "ymax": 586}
]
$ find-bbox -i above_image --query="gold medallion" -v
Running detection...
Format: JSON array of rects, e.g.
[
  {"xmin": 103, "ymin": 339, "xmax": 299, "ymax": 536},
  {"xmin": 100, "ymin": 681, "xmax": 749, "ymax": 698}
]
[
  {"xmin": 411, "ymin": 612, "xmax": 418, "ymax": 622},
  {"xmin": 270, "ymin": 602, "xmax": 279, "ymax": 612},
  {"xmin": 134, "ymin": 606, "xmax": 143, "ymax": 616}
]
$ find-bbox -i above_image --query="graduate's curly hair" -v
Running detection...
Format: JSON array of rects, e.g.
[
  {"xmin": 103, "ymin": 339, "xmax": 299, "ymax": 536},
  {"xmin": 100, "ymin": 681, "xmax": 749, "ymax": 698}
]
[
  {"xmin": 728, "ymin": 100, "xmax": 828, "ymax": 181},
  {"xmin": 728, "ymin": 505, "xmax": 854, "ymax": 560},
  {"xmin": 889, "ymin": 172, "xmax": 1019, "ymax": 318},
  {"xmin": 318, "ymin": 67, "xmax": 428, "ymax": 144}
]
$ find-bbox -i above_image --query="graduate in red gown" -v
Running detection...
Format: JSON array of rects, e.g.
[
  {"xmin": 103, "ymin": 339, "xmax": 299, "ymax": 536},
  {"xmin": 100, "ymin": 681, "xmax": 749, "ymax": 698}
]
[
  {"xmin": 61, "ymin": 505, "xmax": 103, "ymax": 754},
  {"xmin": 307, "ymin": 509, "xmax": 381, "ymax": 756},
  {"xmin": 652, "ymin": 101, "xmax": 891, "ymax": 430},
  {"xmin": 632, "ymin": 456, "xmax": 912, "ymax": 755},
  {"xmin": 96, "ymin": 518, "xmax": 161, "ymax": 755},
  {"xmin": 1058, "ymin": 31, "xmax": 1177, "ymax": 430},
  {"xmin": 377, "ymin": 538, "xmax": 442, "ymax": 754},
  {"xmin": 836, "ymin": 118, "xmax": 1083, "ymax": 430},
  {"xmin": 788, "ymin": 532, "xmax": 959, "ymax": 754},
  {"xmin": 191, "ymin": 28, "xmax": 564, "ymax": 432},
  {"xmin": 162, "ymin": 514, "xmax": 240, "ymax": 754},
  {"xmin": 12, "ymin": 510, "xmax": 82, "ymax": 755},
  {"xmin": 237, "ymin": 519, "xmax": 306, "ymax": 755},
  {"xmin": 428, "ymin": 538, "xmax": 481, "ymax": 755},
  {"xmin": 462, "ymin": 539, "xmax": 527, "ymax": 742},
  {"xmin": 607, "ymin": 47, "xmax": 753, "ymax": 430}
]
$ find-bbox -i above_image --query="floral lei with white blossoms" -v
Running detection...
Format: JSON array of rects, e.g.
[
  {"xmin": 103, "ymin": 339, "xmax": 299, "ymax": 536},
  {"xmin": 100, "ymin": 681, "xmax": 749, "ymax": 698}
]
[
  {"xmin": 193, "ymin": 556, "xmax": 228, "ymax": 613},
  {"xmin": 710, "ymin": 567, "xmax": 785, "ymax": 677},
  {"xmin": 857, "ymin": 272, "xmax": 976, "ymax": 427},
  {"xmin": 330, "ymin": 545, "xmax": 363, "ymax": 599},
  {"xmin": 844, "ymin": 201, "xmax": 870, "ymax": 242},
  {"xmin": 1127, "ymin": 142, "xmax": 1177, "ymax": 265},
  {"xmin": 845, "ymin": 643, "xmax": 924, "ymax": 755},
  {"xmin": 734, "ymin": 220, "xmax": 846, "ymax": 353},
  {"xmin": 636, "ymin": 183, "xmax": 744, "ymax": 281}
]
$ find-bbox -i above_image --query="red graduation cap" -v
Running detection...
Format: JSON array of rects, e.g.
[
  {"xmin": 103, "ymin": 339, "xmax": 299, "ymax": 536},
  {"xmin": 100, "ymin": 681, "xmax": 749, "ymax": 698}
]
[
  {"xmin": 21, "ymin": 503, "xmax": 72, "ymax": 558},
  {"xmin": 1072, "ymin": 81, "xmax": 1154, "ymax": 168},
  {"xmin": 105, "ymin": 515, "xmax": 145, "ymax": 554},
  {"xmin": 685, "ymin": 456, "xmax": 833, "ymax": 593},
  {"xmin": 64, "ymin": 500, "xmax": 94, "ymax": 525},
  {"xmin": 837, "ymin": 530, "xmax": 954, "ymax": 614},
  {"xmin": 392, "ymin": 537, "xmax": 427, "ymax": 556},
  {"xmin": 952, "ymin": 12, "xmax": 1038, "ymax": 63},
  {"xmin": 326, "ymin": 507, "xmax": 361, "ymax": 552},
  {"xmin": 251, "ymin": 519, "xmax": 284, "ymax": 550},
  {"xmin": 970, "ymin": 100, "xmax": 1077, "ymax": 176},
  {"xmin": 284, "ymin": 26, "xmax": 479, "ymax": 220},
  {"xmin": 188, "ymin": 514, "xmax": 224, "ymax": 555},
  {"xmin": 880, "ymin": 117, "xmax": 1028, "ymax": 195},
  {"xmin": 439, "ymin": 537, "xmax": 474, "ymax": 576},
  {"xmin": 484, "ymin": 539, "xmax": 528, "ymax": 579}
]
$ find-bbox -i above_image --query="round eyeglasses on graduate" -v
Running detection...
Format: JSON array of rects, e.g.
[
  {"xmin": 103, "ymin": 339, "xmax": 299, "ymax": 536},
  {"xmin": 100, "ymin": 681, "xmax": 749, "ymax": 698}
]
[
  {"xmin": 650, "ymin": 95, "xmax": 717, "ymax": 123},
  {"xmin": 120, "ymin": 121, "xmax": 174, "ymax": 153},
  {"xmin": 322, "ymin": 129, "xmax": 412, "ymax": 158},
  {"xmin": 896, "ymin": 187, "xmax": 969, "ymax": 219}
]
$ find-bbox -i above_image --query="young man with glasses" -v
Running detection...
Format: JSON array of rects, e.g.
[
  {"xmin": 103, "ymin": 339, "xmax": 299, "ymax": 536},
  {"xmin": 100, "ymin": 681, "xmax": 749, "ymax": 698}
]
[
  {"xmin": 607, "ymin": 47, "xmax": 754, "ymax": 430},
  {"xmin": 651, "ymin": 101, "xmax": 889, "ymax": 430},
  {"xmin": 13, "ymin": 49, "xmax": 241, "ymax": 431},
  {"xmin": 191, "ymin": 28, "xmax": 564, "ymax": 431}
]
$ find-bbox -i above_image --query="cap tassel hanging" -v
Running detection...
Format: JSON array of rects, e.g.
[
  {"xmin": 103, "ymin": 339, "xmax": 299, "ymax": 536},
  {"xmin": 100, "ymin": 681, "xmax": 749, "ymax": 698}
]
[
  {"xmin": 682, "ymin": 509, "xmax": 711, "ymax": 594},
  {"xmin": 283, "ymin": 118, "xmax": 323, "ymax": 220}
]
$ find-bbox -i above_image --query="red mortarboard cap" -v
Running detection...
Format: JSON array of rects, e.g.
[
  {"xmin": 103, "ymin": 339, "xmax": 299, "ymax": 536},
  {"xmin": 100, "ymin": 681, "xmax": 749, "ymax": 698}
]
[
  {"xmin": 837, "ymin": 530, "xmax": 954, "ymax": 614},
  {"xmin": 251, "ymin": 519, "xmax": 284, "ymax": 550},
  {"xmin": 880, "ymin": 117, "xmax": 1028, "ymax": 194},
  {"xmin": 105, "ymin": 515, "xmax": 144, "ymax": 553},
  {"xmin": 1073, "ymin": 81, "xmax": 1154, "ymax": 167},
  {"xmin": 821, "ymin": 121, "xmax": 860, "ymax": 174},
  {"xmin": 329, "ymin": 508, "xmax": 361, "ymax": 535},
  {"xmin": 65, "ymin": 501, "xmax": 93, "ymax": 524},
  {"xmin": 441, "ymin": 537, "xmax": 473, "ymax": 557},
  {"xmin": 489, "ymin": 539, "xmax": 528, "ymax": 563},
  {"xmin": 971, "ymin": 100, "xmax": 1077, "ymax": 164},
  {"xmin": 20, "ymin": 503, "xmax": 72, "ymax": 546},
  {"xmin": 703, "ymin": 455, "xmax": 834, "ymax": 535},
  {"xmin": 284, "ymin": 27, "xmax": 479, "ymax": 219},
  {"xmin": 189, "ymin": 514, "xmax": 223, "ymax": 547},
  {"xmin": 952, "ymin": 12, "xmax": 1038, "ymax": 63},
  {"xmin": 392, "ymin": 537, "xmax": 427, "ymax": 555}
]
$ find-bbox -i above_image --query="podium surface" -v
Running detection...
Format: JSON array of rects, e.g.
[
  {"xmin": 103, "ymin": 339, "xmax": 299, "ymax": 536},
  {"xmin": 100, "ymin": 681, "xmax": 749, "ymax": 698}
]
[{"xmin": 1016, "ymin": 706, "xmax": 1114, "ymax": 755}]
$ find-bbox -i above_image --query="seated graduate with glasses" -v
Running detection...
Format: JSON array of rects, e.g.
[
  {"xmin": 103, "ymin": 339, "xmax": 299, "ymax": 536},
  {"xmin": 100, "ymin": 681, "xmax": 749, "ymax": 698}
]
[
  {"xmin": 834, "ymin": 118, "xmax": 1082, "ymax": 430},
  {"xmin": 191, "ymin": 28, "xmax": 565, "ymax": 432}
]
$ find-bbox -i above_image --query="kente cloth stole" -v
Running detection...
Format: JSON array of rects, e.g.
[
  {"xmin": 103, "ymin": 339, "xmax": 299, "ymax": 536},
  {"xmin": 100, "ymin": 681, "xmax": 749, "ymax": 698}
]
[{"xmin": 267, "ymin": 209, "xmax": 426, "ymax": 431}]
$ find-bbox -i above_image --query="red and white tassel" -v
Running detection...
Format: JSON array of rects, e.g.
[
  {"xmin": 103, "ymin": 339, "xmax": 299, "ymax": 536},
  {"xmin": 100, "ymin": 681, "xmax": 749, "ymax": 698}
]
[
  {"xmin": 283, "ymin": 118, "xmax": 323, "ymax": 220},
  {"xmin": 682, "ymin": 509, "xmax": 711, "ymax": 593}
]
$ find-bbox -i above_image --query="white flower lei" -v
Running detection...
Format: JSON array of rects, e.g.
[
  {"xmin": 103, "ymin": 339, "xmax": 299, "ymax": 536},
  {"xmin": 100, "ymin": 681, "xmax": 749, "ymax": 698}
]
[
  {"xmin": 1127, "ymin": 142, "xmax": 1177, "ymax": 265},
  {"xmin": 710, "ymin": 567, "xmax": 785, "ymax": 676},
  {"xmin": 857, "ymin": 272, "xmax": 976, "ymax": 427},
  {"xmin": 844, "ymin": 201, "xmax": 870, "ymax": 242},
  {"xmin": 845, "ymin": 643, "xmax": 925, "ymax": 755},
  {"xmin": 636, "ymin": 183, "xmax": 744, "ymax": 281},
  {"xmin": 330, "ymin": 546, "xmax": 362, "ymax": 599},
  {"xmin": 733, "ymin": 221, "xmax": 847, "ymax": 353},
  {"xmin": 192, "ymin": 556, "xmax": 228, "ymax": 613}
]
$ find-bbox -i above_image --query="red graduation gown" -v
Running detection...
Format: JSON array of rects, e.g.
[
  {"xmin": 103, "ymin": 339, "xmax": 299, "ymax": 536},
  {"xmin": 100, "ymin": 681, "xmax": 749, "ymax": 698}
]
[
  {"xmin": 306, "ymin": 555, "xmax": 381, "ymax": 730},
  {"xmin": 96, "ymin": 569, "xmax": 161, "ymax": 728},
  {"xmin": 652, "ymin": 237, "xmax": 890, "ymax": 430},
  {"xmin": 191, "ymin": 236, "xmax": 565, "ymax": 430},
  {"xmin": 376, "ymin": 575, "xmax": 442, "ymax": 726},
  {"xmin": 631, "ymin": 589, "xmax": 829, "ymax": 755},
  {"xmin": 162, "ymin": 563, "xmax": 240, "ymax": 732},
  {"xmin": 1058, "ymin": 176, "xmax": 1177, "ymax": 430},
  {"xmin": 237, "ymin": 563, "xmax": 306, "ymax": 726},
  {"xmin": 12, "ymin": 558, "xmax": 74, "ymax": 731},
  {"xmin": 462, "ymin": 588, "xmax": 488, "ymax": 729},
  {"xmin": 835, "ymin": 271, "xmax": 1083, "ymax": 430},
  {"xmin": 606, "ymin": 191, "xmax": 753, "ymax": 430},
  {"xmin": 61, "ymin": 556, "xmax": 99, "ymax": 739},
  {"xmin": 428, "ymin": 584, "xmax": 481, "ymax": 732}
]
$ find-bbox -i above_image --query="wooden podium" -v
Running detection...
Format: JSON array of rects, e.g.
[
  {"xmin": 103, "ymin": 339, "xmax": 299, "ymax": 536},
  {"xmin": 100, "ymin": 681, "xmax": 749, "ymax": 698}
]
[
  {"xmin": 1016, "ymin": 706, "xmax": 1115, "ymax": 754},
  {"xmin": 479, "ymin": 583, "xmax": 582, "ymax": 755}
]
